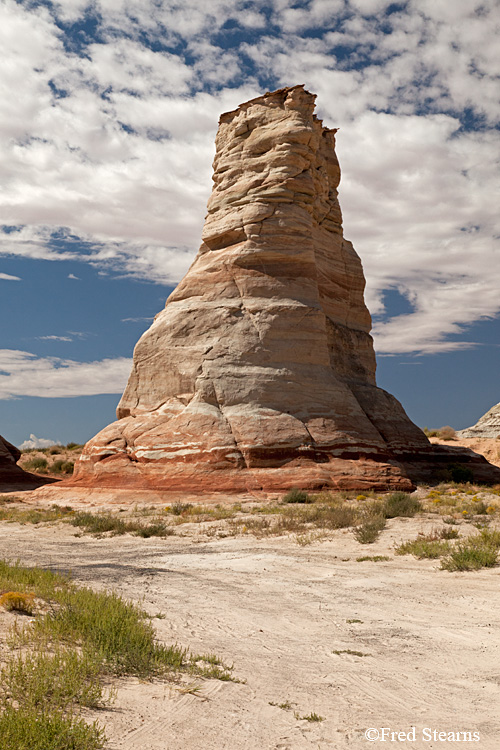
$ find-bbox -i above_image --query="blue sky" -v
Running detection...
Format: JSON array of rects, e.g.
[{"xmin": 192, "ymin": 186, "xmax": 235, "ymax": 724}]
[{"xmin": 1, "ymin": 0, "xmax": 499, "ymax": 447}]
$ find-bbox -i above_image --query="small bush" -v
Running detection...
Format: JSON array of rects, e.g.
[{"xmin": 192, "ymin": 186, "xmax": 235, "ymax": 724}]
[
  {"xmin": 441, "ymin": 543, "xmax": 497, "ymax": 571},
  {"xmin": 438, "ymin": 426, "xmax": 456, "ymax": 440},
  {"xmin": 170, "ymin": 502, "xmax": 193, "ymax": 516},
  {"xmin": 471, "ymin": 500, "xmax": 488, "ymax": 515},
  {"xmin": 23, "ymin": 457, "xmax": 48, "ymax": 473},
  {"xmin": 395, "ymin": 538, "xmax": 451, "ymax": 559},
  {"xmin": 70, "ymin": 512, "xmax": 174, "ymax": 538},
  {"xmin": 65, "ymin": 443, "xmax": 83, "ymax": 451},
  {"xmin": 441, "ymin": 529, "xmax": 500, "ymax": 571},
  {"xmin": 50, "ymin": 460, "xmax": 74, "ymax": 474},
  {"xmin": 440, "ymin": 527, "xmax": 460, "ymax": 539},
  {"xmin": 1, "ymin": 648, "xmax": 104, "ymax": 710},
  {"xmin": 282, "ymin": 489, "xmax": 312, "ymax": 504},
  {"xmin": 134, "ymin": 522, "xmax": 174, "ymax": 538},
  {"xmin": 0, "ymin": 591, "xmax": 35, "ymax": 615},
  {"xmin": 70, "ymin": 512, "xmax": 128, "ymax": 535},
  {"xmin": 297, "ymin": 712, "xmax": 325, "ymax": 722},
  {"xmin": 0, "ymin": 495, "xmax": 19, "ymax": 504},
  {"xmin": 0, "ymin": 707, "xmax": 105, "ymax": 750},
  {"xmin": 353, "ymin": 516, "xmax": 386, "ymax": 544},
  {"xmin": 384, "ymin": 492, "xmax": 422, "ymax": 518}
]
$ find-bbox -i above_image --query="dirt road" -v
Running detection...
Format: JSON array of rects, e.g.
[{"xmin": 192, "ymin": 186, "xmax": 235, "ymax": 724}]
[{"xmin": 1, "ymin": 517, "xmax": 499, "ymax": 749}]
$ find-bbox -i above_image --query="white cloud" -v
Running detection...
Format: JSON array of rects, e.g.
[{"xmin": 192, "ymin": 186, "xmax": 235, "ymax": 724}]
[
  {"xmin": 121, "ymin": 316, "xmax": 155, "ymax": 323},
  {"xmin": 0, "ymin": 272, "xmax": 21, "ymax": 281},
  {"xmin": 68, "ymin": 273, "xmax": 79, "ymax": 279},
  {"xmin": 0, "ymin": 0, "xmax": 498, "ymax": 356},
  {"xmin": 19, "ymin": 434, "xmax": 61, "ymax": 450},
  {"xmin": 0, "ymin": 350, "xmax": 132, "ymax": 399},
  {"xmin": 37, "ymin": 335, "xmax": 73, "ymax": 342}
]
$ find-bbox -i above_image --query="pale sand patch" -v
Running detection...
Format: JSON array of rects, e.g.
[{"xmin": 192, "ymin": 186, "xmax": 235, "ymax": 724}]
[
  {"xmin": 429, "ymin": 437, "xmax": 500, "ymax": 468},
  {"xmin": 0, "ymin": 512, "xmax": 499, "ymax": 749}
]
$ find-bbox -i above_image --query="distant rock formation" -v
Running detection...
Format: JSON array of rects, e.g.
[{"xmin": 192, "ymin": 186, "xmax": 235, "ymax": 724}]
[
  {"xmin": 68, "ymin": 86, "xmax": 500, "ymax": 492},
  {"xmin": 459, "ymin": 403, "xmax": 500, "ymax": 439},
  {"xmin": 0, "ymin": 433, "xmax": 48, "ymax": 490}
]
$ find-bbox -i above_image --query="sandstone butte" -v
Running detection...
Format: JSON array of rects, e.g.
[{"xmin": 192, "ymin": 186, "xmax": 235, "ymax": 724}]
[
  {"xmin": 0, "ymin": 433, "xmax": 49, "ymax": 491},
  {"xmin": 459, "ymin": 402, "xmax": 500, "ymax": 439},
  {"xmin": 66, "ymin": 85, "xmax": 500, "ymax": 493}
]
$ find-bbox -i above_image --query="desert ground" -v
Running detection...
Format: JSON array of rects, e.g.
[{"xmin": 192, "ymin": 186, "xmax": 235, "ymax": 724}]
[{"xmin": 1, "ymin": 461, "xmax": 500, "ymax": 750}]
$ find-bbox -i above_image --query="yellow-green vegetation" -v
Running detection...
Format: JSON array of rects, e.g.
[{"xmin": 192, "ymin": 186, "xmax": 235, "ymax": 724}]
[
  {"xmin": 353, "ymin": 492, "xmax": 422, "ymax": 544},
  {"xmin": 423, "ymin": 484, "xmax": 499, "ymax": 519},
  {"xmin": 396, "ymin": 537, "xmax": 452, "ymax": 559},
  {"xmin": 396, "ymin": 527, "xmax": 500, "ymax": 571},
  {"xmin": 424, "ymin": 425, "xmax": 456, "ymax": 440},
  {"xmin": 269, "ymin": 699, "xmax": 294, "ymax": 710},
  {"xmin": 0, "ymin": 591, "xmax": 35, "ymax": 615},
  {"xmin": 0, "ymin": 559, "xmax": 235, "ymax": 750},
  {"xmin": 0, "ymin": 494, "xmax": 20, "ymax": 504},
  {"xmin": 295, "ymin": 712, "xmax": 325, "ymax": 722},
  {"xmin": 356, "ymin": 555, "xmax": 390, "ymax": 562},
  {"xmin": 0, "ymin": 505, "xmax": 75, "ymax": 525},
  {"xmin": 332, "ymin": 649, "xmax": 370, "ymax": 657},
  {"xmin": 441, "ymin": 529, "xmax": 500, "ymax": 571},
  {"xmin": 0, "ymin": 483, "xmax": 498, "ymax": 552},
  {"xmin": 70, "ymin": 512, "xmax": 174, "ymax": 538}
]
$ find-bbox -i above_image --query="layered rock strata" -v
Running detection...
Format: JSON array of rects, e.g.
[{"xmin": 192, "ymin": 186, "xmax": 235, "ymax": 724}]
[
  {"xmin": 0, "ymin": 433, "xmax": 47, "ymax": 490},
  {"xmin": 459, "ymin": 403, "xmax": 500, "ymax": 439},
  {"xmin": 69, "ymin": 86, "xmax": 500, "ymax": 492}
]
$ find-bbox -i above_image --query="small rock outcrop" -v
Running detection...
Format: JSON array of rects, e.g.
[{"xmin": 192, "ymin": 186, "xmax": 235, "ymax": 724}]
[
  {"xmin": 68, "ymin": 86, "xmax": 500, "ymax": 492},
  {"xmin": 459, "ymin": 403, "xmax": 500, "ymax": 439},
  {"xmin": 0, "ymin": 433, "xmax": 46, "ymax": 490}
]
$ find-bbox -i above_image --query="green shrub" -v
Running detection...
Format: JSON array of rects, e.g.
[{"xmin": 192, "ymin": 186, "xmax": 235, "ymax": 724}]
[
  {"xmin": 134, "ymin": 522, "xmax": 174, "ymax": 538},
  {"xmin": 395, "ymin": 538, "xmax": 451, "ymax": 559},
  {"xmin": 70, "ymin": 512, "xmax": 174, "ymax": 538},
  {"xmin": 170, "ymin": 502, "xmax": 193, "ymax": 516},
  {"xmin": 70, "ymin": 512, "xmax": 128, "ymax": 535},
  {"xmin": 50, "ymin": 460, "xmax": 74, "ymax": 474},
  {"xmin": 471, "ymin": 500, "xmax": 488, "ymax": 515},
  {"xmin": 1, "ymin": 648, "xmax": 104, "ymax": 710},
  {"xmin": 30, "ymin": 586, "xmax": 187, "ymax": 677},
  {"xmin": 23, "ymin": 457, "xmax": 48, "ymax": 473},
  {"xmin": 353, "ymin": 515, "xmax": 386, "ymax": 544},
  {"xmin": 0, "ymin": 707, "xmax": 105, "ymax": 750},
  {"xmin": 441, "ymin": 528, "xmax": 500, "ymax": 571},
  {"xmin": 384, "ymin": 492, "xmax": 421, "ymax": 518},
  {"xmin": 282, "ymin": 489, "xmax": 312, "ymax": 504}
]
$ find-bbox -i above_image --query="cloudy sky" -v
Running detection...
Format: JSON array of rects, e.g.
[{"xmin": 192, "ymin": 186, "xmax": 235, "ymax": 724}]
[{"xmin": 1, "ymin": 0, "xmax": 499, "ymax": 446}]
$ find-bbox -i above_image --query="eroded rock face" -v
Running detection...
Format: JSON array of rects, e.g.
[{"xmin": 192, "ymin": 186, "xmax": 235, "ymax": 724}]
[
  {"xmin": 69, "ymin": 86, "xmax": 500, "ymax": 492},
  {"xmin": 459, "ymin": 403, "xmax": 500, "ymax": 439},
  {"xmin": 0, "ymin": 433, "xmax": 44, "ymax": 490}
]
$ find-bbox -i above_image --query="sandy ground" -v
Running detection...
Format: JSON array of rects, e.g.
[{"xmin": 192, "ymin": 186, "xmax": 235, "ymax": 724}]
[
  {"xmin": 429, "ymin": 437, "xmax": 500, "ymax": 468},
  {"xmin": 1, "ymin": 508, "xmax": 499, "ymax": 750}
]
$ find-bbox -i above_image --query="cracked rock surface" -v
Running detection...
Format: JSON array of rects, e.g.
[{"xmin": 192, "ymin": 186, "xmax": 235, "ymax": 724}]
[{"xmin": 65, "ymin": 86, "xmax": 499, "ymax": 492}]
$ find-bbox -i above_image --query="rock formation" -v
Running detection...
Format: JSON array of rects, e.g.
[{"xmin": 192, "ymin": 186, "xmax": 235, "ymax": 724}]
[
  {"xmin": 459, "ymin": 403, "xmax": 500, "ymax": 439},
  {"xmin": 0, "ymin": 433, "xmax": 48, "ymax": 490},
  {"xmin": 69, "ymin": 86, "xmax": 500, "ymax": 492}
]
